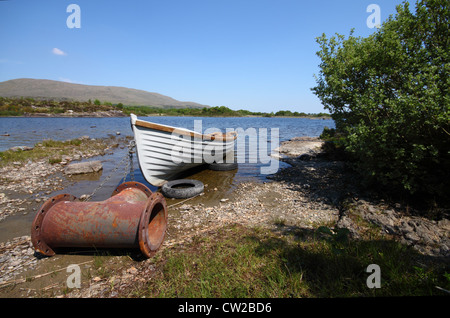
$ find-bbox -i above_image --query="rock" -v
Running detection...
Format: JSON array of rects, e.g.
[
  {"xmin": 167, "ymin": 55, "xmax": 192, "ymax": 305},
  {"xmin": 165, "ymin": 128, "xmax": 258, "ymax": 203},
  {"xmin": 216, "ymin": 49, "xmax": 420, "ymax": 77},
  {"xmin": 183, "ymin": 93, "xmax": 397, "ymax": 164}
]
[
  {"xmin": 298, "ymin": 153, "xmax": 313, "ymax": 161},
  {"xmin": 400, "ymin": 220, "xmax": 414, "ymax": 234},
  {"xmin": 61, "ymin": 155, "xmax": 72, "ymax": 163},
  {"xmin": 405, "ymin": 231, "xmax": 421, "ymax": 242},
  {"xmin": 438, "ymin": 219, "xmax": 450, "ymax": 231},
  {"xmin": 276, "ymin": 137, "xmax": 324, "ymax": 157},
  {"xmin": 79, "ymin": 194, "xmax": 91, "ymax": 201},
  {"xmin": 9, "ymin": 146, "xmax": 33, "ymax": 152},
  {"xmin": 64, "ymin": 160, "xmax": 103, "ymax": 175}
]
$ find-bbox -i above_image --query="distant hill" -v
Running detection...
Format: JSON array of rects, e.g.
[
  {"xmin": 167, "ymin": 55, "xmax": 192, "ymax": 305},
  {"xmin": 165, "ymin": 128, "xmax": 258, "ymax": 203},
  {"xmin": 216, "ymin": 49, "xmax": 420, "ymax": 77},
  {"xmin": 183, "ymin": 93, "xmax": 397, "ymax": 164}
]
[{"xmin": 0, "ymin": 78, "xmax": 208, "ymax": 109}]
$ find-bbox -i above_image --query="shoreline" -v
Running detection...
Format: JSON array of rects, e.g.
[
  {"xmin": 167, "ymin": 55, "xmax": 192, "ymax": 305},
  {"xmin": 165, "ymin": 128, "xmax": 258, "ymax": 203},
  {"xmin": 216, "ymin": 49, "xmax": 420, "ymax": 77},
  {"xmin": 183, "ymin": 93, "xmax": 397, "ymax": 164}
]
[
  {"xmin": 0, "ymin": 136, "xmax": 448, "ymax": 297},
  {"xmin": 0, "ymin": 111, "xmax": 331, "ymax": 120},
  {"xmin": 0, "ymin": 135, "xmax": 132, "ymax": 223}
]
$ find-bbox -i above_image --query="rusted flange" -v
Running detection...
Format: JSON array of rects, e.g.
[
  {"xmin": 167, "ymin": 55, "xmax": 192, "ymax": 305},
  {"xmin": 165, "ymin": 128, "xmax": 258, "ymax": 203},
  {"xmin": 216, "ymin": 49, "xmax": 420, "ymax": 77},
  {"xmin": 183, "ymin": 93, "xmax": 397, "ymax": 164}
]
[
  {"xmin": 138, "ymin": 192, "xmax": 168, "ymax": 258},
  {"xmin": 112, "ymin": 181, "xmax": 152, "ymax": 198},
  {"xmin": 31, "ymin": 193, "xmax": 77, "ymax": 256}
]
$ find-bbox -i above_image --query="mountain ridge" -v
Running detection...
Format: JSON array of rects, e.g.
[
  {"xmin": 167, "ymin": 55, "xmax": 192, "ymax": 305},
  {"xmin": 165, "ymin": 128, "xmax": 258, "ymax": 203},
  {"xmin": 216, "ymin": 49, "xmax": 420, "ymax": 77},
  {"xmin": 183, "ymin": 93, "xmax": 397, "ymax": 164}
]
[{"xmin": 0, "ymin": 78, "xmax": 208, "ymax": 109}]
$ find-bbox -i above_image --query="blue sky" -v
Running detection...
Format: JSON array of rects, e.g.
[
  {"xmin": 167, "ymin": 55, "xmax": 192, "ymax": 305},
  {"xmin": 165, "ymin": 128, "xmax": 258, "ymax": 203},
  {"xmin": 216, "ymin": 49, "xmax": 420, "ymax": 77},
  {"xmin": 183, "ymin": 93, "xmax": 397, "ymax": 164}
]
[{"xmin": 0, "ymin": 0, "xmax": 406, "ymax": 113}]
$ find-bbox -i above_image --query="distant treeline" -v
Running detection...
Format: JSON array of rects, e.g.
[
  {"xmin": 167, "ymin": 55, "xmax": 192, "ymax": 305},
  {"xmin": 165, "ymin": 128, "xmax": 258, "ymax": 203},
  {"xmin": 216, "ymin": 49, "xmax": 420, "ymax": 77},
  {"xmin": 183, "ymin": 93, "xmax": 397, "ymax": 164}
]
[
  {"xmin": 120, "ymin": 105, "xmax": 330, "ymax": 118},
  {"xmin": 0, "ymin": 97, "xmax": 330, "ymax": 118}
]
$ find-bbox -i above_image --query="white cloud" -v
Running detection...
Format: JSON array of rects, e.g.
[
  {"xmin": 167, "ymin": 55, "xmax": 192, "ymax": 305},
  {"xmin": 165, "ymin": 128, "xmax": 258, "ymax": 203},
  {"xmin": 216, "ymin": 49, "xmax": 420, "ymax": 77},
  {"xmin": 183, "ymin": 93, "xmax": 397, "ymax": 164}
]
[{"xmin": 52, "ymin": 48, "xmax": 67, "ymax": 56}]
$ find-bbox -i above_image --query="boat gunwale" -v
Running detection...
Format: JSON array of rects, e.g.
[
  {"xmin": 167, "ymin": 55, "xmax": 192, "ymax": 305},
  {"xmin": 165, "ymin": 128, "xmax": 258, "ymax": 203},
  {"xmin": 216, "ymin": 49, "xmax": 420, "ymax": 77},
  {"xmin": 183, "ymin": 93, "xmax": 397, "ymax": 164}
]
[{"xmin": 133, "ymin": 118, "xmax": 238, "ymax": 142}]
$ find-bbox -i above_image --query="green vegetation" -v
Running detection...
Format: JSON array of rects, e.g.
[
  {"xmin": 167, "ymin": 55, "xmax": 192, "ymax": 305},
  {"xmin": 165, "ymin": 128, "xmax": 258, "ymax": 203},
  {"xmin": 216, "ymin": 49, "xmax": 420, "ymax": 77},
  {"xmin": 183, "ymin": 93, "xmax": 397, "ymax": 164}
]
[
  {"xmin": 312, "ymin": 0, "xmax": 449, "ymax": 203},
  {"xmin": 0, "ymin": 97, "xmax": 117, "ymax": 116},
  {"xmin": 0, "ymin": 97, "xmax": 330, "ymax": 118},
  {"xmin": 131, "ymin": 224, "xmax": 448, "ymax": 297},
  {"xmin": 120, "ymin": 104, "xmax": 330, "ymax": 118},
  {"xmin": 0, "ymin": 137, "xmax": 107, "ymax": 167}
]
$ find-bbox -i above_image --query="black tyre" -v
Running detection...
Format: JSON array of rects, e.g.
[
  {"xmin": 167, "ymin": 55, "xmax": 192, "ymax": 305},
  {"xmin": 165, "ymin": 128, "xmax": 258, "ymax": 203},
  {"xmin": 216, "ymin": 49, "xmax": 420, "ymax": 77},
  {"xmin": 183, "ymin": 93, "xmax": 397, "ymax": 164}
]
[
  {"xmin": 208, "ymin": 162, "xmax": 238, "ymax": 171},
  {"xmin": 161, "ymin": 179, "xmax": 204, "ymax": 199}
]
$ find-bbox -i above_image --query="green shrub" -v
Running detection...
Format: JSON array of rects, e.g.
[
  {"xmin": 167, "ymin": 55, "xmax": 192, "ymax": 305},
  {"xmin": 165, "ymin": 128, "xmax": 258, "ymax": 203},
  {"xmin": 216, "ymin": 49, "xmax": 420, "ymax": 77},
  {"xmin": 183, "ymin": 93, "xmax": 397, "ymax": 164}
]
[
  {"xmin": 51, "ymin": 108, "xmax": 65, "ymax": 114},
  {"xmin": 312, "ymin": 0, "xmax": 450, "ymax": 200},
  {"xmin": 319, "ymin": 127, "xmax": 349, "ymax": 160}
]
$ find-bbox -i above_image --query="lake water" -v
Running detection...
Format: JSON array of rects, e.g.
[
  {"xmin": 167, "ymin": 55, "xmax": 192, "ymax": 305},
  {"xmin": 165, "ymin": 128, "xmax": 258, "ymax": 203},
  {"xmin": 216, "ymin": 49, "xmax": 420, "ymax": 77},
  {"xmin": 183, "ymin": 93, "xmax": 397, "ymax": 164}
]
[
  {"xmin": 0, "ymin": 116, "xmax": 335, "ymax": 242},
  {"xmin": 0, "ymin": 115, "xmax": 335, "ymax": 187},
  {"xmin": 0, "ymin": 116, "xmax": 334, "ymax": 152}
]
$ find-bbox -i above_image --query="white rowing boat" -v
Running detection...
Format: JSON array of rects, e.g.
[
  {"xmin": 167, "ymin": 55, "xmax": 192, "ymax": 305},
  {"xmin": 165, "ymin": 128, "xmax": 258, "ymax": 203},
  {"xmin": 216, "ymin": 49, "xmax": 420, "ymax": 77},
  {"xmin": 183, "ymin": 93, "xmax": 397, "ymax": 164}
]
[{"xmin": 130, "ymin": 114, "xmax": 237, "ymax": 186}]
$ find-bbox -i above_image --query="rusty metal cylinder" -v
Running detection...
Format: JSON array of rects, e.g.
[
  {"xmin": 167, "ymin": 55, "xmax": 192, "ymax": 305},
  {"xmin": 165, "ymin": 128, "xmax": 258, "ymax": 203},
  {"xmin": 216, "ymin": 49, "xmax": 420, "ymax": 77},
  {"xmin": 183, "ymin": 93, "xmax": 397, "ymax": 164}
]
[{"xmin": 31, "ymin": 182, "xmax": 167, "ymax": 258}]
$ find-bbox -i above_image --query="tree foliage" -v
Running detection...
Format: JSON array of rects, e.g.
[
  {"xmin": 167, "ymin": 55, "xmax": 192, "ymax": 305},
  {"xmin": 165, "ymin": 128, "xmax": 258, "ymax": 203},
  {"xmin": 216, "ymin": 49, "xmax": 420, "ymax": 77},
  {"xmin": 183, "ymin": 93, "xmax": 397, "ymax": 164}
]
[
  {"xmin": 0, "ymin": 97, "xmax": 121, "ymax": 115},
  {"xmin": 312, "ymin": 0, "xmax": 449, "ymax": 199}
]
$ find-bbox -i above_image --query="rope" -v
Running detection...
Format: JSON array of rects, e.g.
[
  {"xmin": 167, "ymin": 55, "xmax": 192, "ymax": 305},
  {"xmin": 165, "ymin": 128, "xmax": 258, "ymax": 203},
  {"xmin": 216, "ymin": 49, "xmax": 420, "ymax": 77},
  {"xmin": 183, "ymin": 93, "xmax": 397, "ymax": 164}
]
[
  {"xmin": 166, "ymin": 193, "xmax": 202, "ymax": 208},
  {"xmin": 128, "ymin": 140, "xmax": 136, "ymax": 182},
  {"xmin": 85, "ymin": 140, "xmax": 136, "ymax": 201}
]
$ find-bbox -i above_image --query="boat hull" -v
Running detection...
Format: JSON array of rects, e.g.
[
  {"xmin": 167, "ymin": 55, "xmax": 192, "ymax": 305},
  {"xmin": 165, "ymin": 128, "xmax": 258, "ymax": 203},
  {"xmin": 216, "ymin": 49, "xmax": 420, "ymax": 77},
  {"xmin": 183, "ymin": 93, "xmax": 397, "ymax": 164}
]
[{"xmin": 131, "ymin": 114, "xmax": 236, "ymax": 186}]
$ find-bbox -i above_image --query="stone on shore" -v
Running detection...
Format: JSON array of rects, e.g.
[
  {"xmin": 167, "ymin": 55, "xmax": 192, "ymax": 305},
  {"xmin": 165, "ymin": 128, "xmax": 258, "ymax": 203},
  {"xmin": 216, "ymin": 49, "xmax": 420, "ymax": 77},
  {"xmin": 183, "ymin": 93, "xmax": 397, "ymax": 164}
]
[
  {"xmin": 64, "ymin": 160, "xmax": 103, "ymax": 175},
  {"xmin": 274, "ymin": 137, "xmax": 324, "ymax": 158},
  {"xmin": 9, "ymin": 146, "xmax": 33, "ymax": 152}
]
